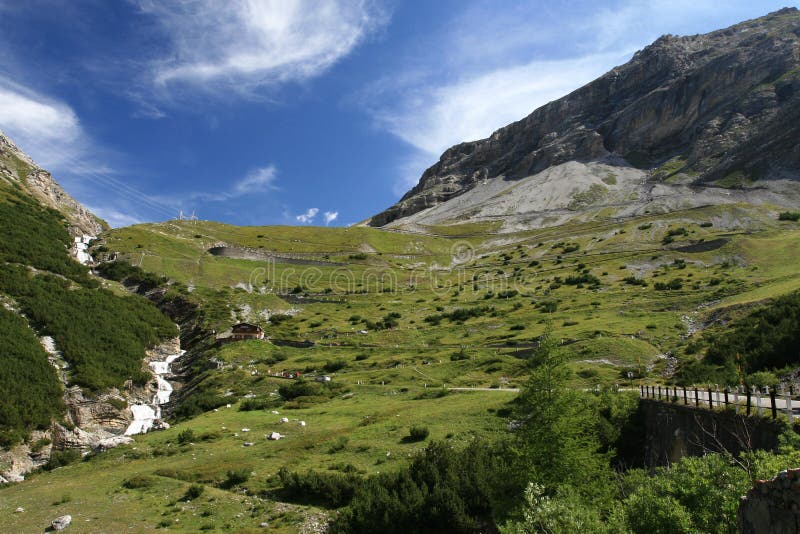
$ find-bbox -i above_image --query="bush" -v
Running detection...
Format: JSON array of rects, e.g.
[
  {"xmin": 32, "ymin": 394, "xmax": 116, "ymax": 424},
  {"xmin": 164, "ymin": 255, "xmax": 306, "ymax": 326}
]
[
  {"xmin": 239, "ymin": 398, "xmax": 278, "ymax": 411},
  {"xmin": 277, "ymin": 468, "xmax": 360, "ymax": 507},
  {"xmin": 0, "ymin": 308, "xmax": 64, "ymax": 446},
  {"xmin": 0, "ymin": 264, "xmax": 176, "ymax": 391},
  {"xmin": 450, "ymin": 350, "xmax": 469, "ymax": 361},
  {"xmin": 701, "ymin": 290, "xmax": 800, "ymax": 374},
  {"xmin": 565, "ymin": 273, "xmax": 601, "ymax": 286},
  {"xmin": 45, "ymin": 449, "xmax": 82, "ymax": 470},
  {"xmin": 324, "ymin": 359, "xmax": 347, "ymax": 373},
  {"xmin": 123, "ymin": 475, "xmax": 155, "ymax": 489},
  {"xmin": 537, "ymin": 300, "xmax": 559, "ymax": 313},
  {"xmin": 327, "ymin": 436, "xmax": 349, "ymax": 454},
  {"xmin": 623, "ymin": 276, "xmax": 648, "ymax": 287},
  {"xmin": 220, "ymin": 468, "xmax": 251, "ymax": 489},
  {"xmin": 95, "ymin": 260, "xmax": 167, "ymax": 291},
  {"xmin": 404, "ymin": 426, "xmax": 430, "ymax": 442},
  {"xmin": 778, "ymin": 211, "xmax": 800, "ymax": 221},
  {"xmin": 177, "ymin": 429, "xmax": 195, "ymax": 444},
  {"xmin": 331, "ymin": 441, "xmax": 516, "ymax": 533},
  {"xmin": 654, "ymin": 278, "xmax": 683, "ymax": 291},
  {"xmin": 173, "ymin": 391, "xmax": 228, "ymax": 420},
  {"xmin": 279, "ymin": 379, "xmax": 322, "ymax": 400},
  {"xmin": 183, "ymin": 483, "xmax": 205, "ymax": 500}
]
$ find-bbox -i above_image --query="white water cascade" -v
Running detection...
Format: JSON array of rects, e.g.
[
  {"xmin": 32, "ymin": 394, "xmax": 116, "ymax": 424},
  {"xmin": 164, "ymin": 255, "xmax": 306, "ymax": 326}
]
[{"xmin": 125, "ymin": 350, "xmax": 185, "ymax": 435}]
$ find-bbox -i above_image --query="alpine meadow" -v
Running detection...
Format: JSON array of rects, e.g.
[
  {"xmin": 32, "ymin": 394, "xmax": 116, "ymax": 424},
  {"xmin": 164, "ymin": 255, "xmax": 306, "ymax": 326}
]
[{"xmin": 3, "ymin": 4, "xmax": 800, "ymax": 533}]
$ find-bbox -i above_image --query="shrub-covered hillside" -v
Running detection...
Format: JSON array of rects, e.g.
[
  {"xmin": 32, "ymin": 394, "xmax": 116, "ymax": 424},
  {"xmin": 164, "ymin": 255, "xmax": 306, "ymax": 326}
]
[
  {"xmin": 680, "ymin": 291, "xmax": 800, "ymax": 385},
  {"xmin": 0, "ymin": 182, "xmax": 176, "ymax": 443},
  {"xmin": 0, "ymin": 308, "xmax": 64, "ymax": 446}
]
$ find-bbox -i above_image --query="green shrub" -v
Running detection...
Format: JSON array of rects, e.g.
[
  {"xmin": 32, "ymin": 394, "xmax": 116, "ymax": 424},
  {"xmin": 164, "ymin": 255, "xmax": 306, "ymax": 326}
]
[
  {"xmin": 0, "ymin": 264, "xmax": 176, "ymax": 391},
  {"xmin": 404, "ymin": 426, "xmax": 430, "ymax": 442},
  {"xmin": 177, "ymin": 429, "xmax": 195, "ymax": 444},
  {"xmin": 0, "ymin": 308, "xmax": 64, "ymax": 446},
  {"xmin": 123, "ymin": 475, "xmax": 155, "ymax": 489},
  {"xmin": 327, "ymin": 436, "xmax": 349, "ymax": 454},
  {"xmin": 45, "ymin": 449, "xmax": 82, "ymax": 470},
  {"xmin": 324, "ymin": 359, "xmax": 347, "ymax": 372},
  {"xmin": 220, "ymin": 468, "xmax": 251, "ymax": 489},
  {"xmin": 183, "ymin": 483, "xmax": 205, "ymax": 501},
  {"xmin": 331, "ymin": 441, "xmax": 514, "ymax": 533},
  {"xmin": 277, "ymin": 468, "xmax": 360, "ymax": 507},
  {"xmin": 701, "ymin": 290, "xmax": 800, "ymax": 374},
  {"xmin": 778, "ymin": 211, "xmax": 800, "ymax": 221}
]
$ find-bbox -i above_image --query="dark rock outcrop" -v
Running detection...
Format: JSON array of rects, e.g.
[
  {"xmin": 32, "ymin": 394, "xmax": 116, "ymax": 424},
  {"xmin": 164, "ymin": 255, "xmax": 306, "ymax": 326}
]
[{"xmin": 370, "ymin": 8, "xmax": 800, "ymax": 226}]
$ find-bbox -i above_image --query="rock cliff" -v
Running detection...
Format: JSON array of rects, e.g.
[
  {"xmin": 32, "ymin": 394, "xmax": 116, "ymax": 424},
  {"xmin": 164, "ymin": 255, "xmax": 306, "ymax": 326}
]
[
  {"xmin": 370, "ymin": 8, "xmax": 800, "ymax": 228},
  {"xmin": 0, "ymin": 130, "xmax": 107, "ymax": 237}
]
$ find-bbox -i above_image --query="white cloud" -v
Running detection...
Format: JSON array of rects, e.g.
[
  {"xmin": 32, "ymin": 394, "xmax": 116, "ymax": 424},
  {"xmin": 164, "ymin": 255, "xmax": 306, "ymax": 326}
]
[
  {"xmin": 139, "ymin": 0, "xmax": 390, "ymax": 95},
  {"xmin": 0, "ymin": 78, "xmax": 84, "ymax": 169},
  {"xmin": 296, "ymin": 207, "xmax": 319, "ymax": 223},
  {"xmin": 323, "ymin": 211, "xmax": 338, "ymax": 225},
  {"xmin": 0, "ymin": 78, "xmax": 180, "ymax": 222},
  {"xmin": 183, "ymin": 165, "xmax": 278, "ymax": 204},
  {"xmin": 234, "ymin": 165, "xmax": 278, "ymax": 194},
  {"xmin": 377, "ymin": 51, "xmax": 630, "ymax": 158}
]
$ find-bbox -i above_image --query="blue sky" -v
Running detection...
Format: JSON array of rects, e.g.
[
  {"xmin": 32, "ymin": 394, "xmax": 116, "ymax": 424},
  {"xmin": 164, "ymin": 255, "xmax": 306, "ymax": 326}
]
[{"xmin": 0, "ymin": 1, "xmax": 796, "ymax": 227}]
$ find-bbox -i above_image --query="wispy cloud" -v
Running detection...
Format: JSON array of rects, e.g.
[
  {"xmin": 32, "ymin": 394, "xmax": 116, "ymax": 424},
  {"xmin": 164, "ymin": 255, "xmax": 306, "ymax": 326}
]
[
  {"xmin": 182, "ymin": 165, "xmax": 279, "ymax": 204},
  {"xmin": 323, "ymin": 211, "xmax": 338, "ymax": 225},
  {"xmin": 0, "ymin": 77, "xmax": 85, "ymax": 170},
  {"xmin": 374, "ymin": 51, "xmax": 630, "ymax": 158},
  {"xmin": 233, "ymin": 165, "xmax": 278, "ymax": 195},
  {"xmin": 138, "ymin": 0, "xmax": 390, "ymax": 99},
  {"xmin": 0, "ymin": 77, "xmax": 179, "ymax": 223},
  {"xmin": 296, "ymin": 207, "xmax": 319, "ymax": 224},
  {"xmin": 86, "ymin": 205, "xmax": 143, "ymax": 228}
]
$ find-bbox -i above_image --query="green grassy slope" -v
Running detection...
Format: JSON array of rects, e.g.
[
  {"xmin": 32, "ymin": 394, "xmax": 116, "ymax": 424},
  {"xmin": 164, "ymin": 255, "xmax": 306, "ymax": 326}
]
[{"xmin": 5, "ymin": 201, "xmax": 800, "ymax": 531}]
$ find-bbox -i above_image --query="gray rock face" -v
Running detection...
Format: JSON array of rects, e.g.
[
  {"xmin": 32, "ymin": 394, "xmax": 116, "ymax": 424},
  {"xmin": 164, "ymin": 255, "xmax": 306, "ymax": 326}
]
[
  {"xmin": 0, "ymin": 130, "xmax": 106, "ymax": 237},
  {"xmin": 739, "ymin": 468, "xmax": 800, "ymax": 534},
  {"xmin": 370, "ymin": 8, "xmax": 800, "ymax": 227}
]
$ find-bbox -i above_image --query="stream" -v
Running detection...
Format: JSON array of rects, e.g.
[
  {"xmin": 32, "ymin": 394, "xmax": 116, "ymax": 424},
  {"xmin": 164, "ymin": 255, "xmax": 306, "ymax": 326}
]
[{"xmin": 125, "ymin": 350, "xmax": 185, "ymax": 435}]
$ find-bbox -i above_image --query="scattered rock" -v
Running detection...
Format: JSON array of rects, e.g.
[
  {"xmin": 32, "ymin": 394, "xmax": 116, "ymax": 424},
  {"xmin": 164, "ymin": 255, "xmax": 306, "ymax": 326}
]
[
  {"xmin": 51, "ymin": 515, "xmax": 72, "ymax": 531},
  {"xmin": 14, "ymin": 507, "xmax": 24, "ymax": 513},
  {"xmin": 267, "ymin": 432, "xmax": 282, "ymax": 441}
]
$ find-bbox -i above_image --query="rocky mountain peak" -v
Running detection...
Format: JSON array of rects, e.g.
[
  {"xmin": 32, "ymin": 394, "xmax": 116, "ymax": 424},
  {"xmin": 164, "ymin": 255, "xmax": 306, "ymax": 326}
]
[{"xmin": 369, "ymin": 8, "xmax": 800, "ymax": 229}]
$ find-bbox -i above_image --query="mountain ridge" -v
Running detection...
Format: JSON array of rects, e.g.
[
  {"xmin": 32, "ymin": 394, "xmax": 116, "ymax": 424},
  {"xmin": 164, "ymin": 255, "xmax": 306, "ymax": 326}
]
[
  {"xmin": 369, "ymin": 7, "xmax": 800, "ymax": 229},
  {"xmin": 0, "ymin": 130, "xmax": 107, "ymax": 238}
]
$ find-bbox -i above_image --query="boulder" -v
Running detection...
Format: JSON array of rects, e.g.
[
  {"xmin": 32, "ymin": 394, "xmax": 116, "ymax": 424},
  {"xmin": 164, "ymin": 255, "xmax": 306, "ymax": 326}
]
[{"xmin": 51, "ymin": 515, "xmax": 72, "ymax": 530}]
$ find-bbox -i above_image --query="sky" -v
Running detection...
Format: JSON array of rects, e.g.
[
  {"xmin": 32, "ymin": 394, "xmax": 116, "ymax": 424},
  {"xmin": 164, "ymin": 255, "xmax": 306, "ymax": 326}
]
[{"xmin": 0, "ymin": 1, "xmax": 796, "ymax": 228}]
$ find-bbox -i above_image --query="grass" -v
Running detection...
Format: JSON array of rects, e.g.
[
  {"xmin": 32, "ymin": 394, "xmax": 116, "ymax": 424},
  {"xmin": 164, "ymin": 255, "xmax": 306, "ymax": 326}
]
[
  {"xmin": 1, "ymin": 388, "xmax": 510, "ymax": 532},
  {"xmin": 714, "ymin": 170, "xmax": 756, "ymax": 189},
  {"xmin": 7, "ymin": 201, "xmax": 800, "ymax": 530}
]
